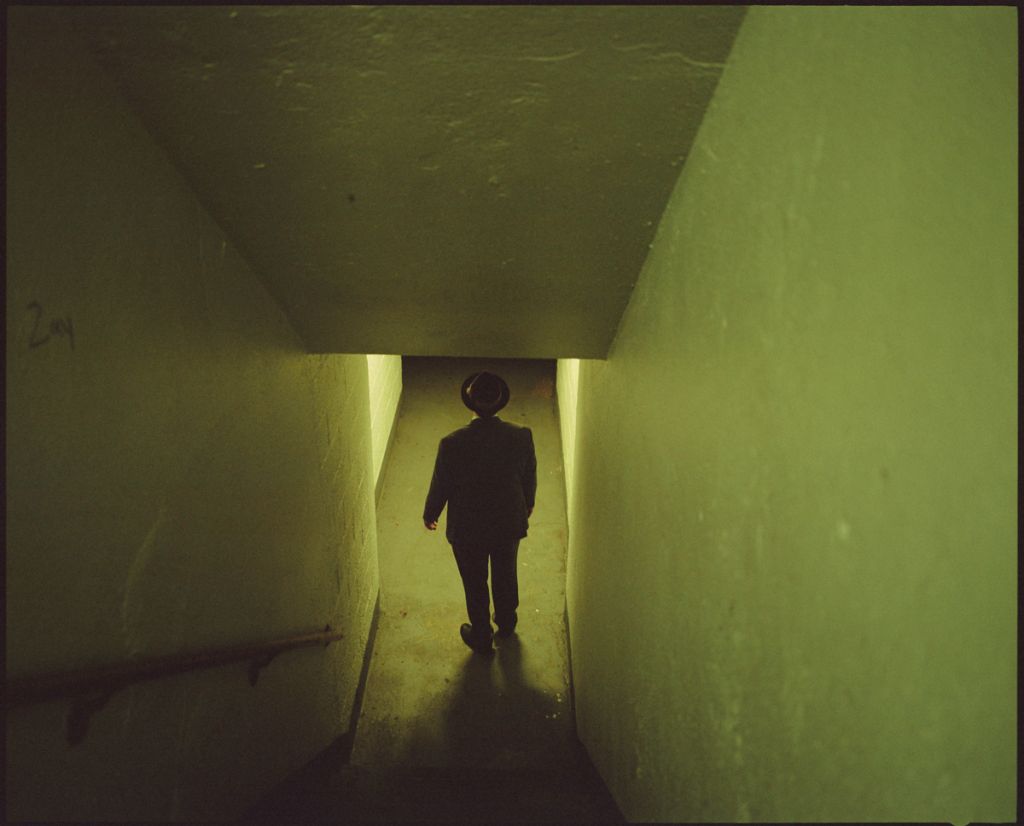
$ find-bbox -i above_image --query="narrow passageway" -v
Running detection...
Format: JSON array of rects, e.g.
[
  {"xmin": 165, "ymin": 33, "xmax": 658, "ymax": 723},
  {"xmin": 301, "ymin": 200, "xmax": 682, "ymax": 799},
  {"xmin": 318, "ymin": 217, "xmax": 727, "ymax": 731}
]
[
  {"xmin": 252, "ymin": 357, "xmax": 622, "ymax": 822},
  {"xmin": 357, "ymin": 358, "xmax": 574, "ymax": 766}
]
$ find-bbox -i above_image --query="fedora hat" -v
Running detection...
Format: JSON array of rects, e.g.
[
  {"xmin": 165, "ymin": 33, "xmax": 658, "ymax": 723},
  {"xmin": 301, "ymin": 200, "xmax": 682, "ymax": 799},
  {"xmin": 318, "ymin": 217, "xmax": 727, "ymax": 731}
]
[{"xmin": 461, "ymin": 371, "xmax": 510, "ymax": 416}]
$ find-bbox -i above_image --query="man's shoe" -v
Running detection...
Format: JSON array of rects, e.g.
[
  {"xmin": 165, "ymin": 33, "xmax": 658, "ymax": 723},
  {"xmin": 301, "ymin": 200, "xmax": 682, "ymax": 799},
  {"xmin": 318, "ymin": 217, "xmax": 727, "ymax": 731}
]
[
  {"xmin": 493, "ymin": 613, "xmax": 517, "ymax": 638},
  {"xmin": 460, "ymin": 623, "xmax": 493, "ymax": 654}
]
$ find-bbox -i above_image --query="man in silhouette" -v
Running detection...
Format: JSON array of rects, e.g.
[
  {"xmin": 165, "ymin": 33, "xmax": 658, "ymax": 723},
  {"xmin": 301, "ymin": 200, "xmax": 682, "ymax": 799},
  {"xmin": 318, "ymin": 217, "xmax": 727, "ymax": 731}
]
[{"xmin": 423, "ymin": 371, "xmax": 537, "ymax": 654}]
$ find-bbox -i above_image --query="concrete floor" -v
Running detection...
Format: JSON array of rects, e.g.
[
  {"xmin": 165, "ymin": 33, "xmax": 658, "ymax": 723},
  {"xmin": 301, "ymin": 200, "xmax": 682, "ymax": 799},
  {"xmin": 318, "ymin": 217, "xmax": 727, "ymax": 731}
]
[
  {"xmin": 355, "ymin": 357, "xmax": 575, "ymax": 769},
  {"xmin": 250, "ymin": 357, "xmax": 621, "ymax": 821}
]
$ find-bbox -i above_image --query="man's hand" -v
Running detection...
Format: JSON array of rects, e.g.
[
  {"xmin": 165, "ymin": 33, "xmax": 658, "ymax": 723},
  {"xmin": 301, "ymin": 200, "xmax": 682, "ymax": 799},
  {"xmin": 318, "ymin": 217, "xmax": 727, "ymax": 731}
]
[{"xmin": 424, "ymin": 520, "xmax": 438, "ymax": 531}]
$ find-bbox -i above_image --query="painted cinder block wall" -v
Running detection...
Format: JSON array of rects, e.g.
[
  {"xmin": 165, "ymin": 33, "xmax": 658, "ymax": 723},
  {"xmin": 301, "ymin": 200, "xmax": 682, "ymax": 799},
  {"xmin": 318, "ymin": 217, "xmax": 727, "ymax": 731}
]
[
  {"xmin": 562, "ymin": 7, "xmax": 1016, "ymax": 823},
  {"xmin": 5, "ymin": 11, "xmax": 380, "ymax": 821}
]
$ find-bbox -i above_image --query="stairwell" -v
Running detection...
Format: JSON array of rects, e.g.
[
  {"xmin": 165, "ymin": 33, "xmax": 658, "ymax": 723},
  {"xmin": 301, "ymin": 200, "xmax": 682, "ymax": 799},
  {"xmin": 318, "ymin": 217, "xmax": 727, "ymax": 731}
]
[{"xmin": 248, "ymin": 358, "xmax": 622, "ymax": 822}]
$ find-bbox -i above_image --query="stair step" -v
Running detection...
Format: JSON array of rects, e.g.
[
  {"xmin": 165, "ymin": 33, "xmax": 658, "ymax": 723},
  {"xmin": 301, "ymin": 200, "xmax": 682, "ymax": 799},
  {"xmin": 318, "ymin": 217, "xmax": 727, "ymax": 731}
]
[{"xmin": 253, "ymin": 763, "xmax": 624, "ymax": 822}]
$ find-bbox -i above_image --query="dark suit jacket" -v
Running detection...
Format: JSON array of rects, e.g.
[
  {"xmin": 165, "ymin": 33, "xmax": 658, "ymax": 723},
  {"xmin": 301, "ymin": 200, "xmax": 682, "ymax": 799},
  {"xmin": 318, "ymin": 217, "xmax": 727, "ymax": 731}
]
[{"xmin": 423, "ymin": 416, "xmax": 537, "ymax": 544}]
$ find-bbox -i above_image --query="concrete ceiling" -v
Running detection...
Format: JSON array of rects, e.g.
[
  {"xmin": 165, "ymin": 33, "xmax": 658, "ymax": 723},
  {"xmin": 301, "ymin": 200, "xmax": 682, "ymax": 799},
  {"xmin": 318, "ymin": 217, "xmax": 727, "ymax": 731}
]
[{"xmin": 67, "ymin": 5, "xmax": 746, "ymax": 358}]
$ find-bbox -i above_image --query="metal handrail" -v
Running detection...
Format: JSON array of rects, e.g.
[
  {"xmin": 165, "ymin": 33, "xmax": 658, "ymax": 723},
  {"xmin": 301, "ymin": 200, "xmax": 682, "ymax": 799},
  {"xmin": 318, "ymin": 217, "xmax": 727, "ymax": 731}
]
[{"xmin": 6, "ymin": 624, "xmax": 343, "ymax": 744}]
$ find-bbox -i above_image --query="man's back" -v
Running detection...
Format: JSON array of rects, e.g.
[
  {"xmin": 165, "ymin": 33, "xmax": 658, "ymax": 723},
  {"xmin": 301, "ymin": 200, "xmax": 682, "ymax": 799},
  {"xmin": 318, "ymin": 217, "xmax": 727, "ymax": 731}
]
[
  {"xmin": 423, "ymin": 370, "xmax": 535, "ymax": 652},
  {"xmin": 424, "ymin": 416, "xmax": 537, "ymax": 543}
]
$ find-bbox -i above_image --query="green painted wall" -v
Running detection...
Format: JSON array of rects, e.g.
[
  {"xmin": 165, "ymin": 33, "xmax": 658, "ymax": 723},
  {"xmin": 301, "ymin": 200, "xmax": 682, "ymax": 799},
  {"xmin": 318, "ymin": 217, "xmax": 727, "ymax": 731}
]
[
  {"xmin": 555, "ymin": 358, "xmax": 581, "ymax": 519},
  {"xmin": 367, "ymin": 354, "xmax": 403, "ymax": 490},
  {"xmin": 564, "ymin": 7, "xmax": 1016, "ymax": 823},
  {"xmin": 5, "ymin": 10, "xmax": 379, "ymax": 821}
]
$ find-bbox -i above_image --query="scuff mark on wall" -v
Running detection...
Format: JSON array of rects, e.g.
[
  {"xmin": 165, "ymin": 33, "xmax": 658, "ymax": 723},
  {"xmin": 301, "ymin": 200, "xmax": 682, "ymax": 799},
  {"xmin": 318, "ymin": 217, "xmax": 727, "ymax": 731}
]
[
  {"xmin": 516, "ymin": 50, "xmax": 585, "ymax": 63},
  {"xmin": 649, "ymin": 51, "xmax": 728, "ymax": 69},
  {"xmin": 121, "ymin": 503, "xmax": 169, "ymax": 657}
]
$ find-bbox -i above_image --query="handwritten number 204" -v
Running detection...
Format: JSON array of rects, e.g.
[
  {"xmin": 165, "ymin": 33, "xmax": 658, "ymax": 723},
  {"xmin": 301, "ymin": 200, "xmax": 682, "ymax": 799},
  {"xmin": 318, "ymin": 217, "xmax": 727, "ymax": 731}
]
[{"xmin": 27, "ymin": 302, "xmax": 75, "ymax": 351}]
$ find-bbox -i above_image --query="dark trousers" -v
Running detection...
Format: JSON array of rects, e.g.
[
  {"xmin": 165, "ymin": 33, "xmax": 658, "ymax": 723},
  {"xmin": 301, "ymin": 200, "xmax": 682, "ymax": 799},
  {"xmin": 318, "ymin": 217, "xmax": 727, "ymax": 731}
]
[{"xmin": 451, "ymin": 538, "xmax": 520, "ymax": 640}]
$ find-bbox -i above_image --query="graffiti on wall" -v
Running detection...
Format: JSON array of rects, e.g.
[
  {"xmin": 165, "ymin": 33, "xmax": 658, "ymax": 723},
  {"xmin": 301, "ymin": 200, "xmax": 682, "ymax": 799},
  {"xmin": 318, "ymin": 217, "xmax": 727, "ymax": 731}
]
[{"xmin": 26, "ymin": 302, "xmax": 75, "ymax": 350}]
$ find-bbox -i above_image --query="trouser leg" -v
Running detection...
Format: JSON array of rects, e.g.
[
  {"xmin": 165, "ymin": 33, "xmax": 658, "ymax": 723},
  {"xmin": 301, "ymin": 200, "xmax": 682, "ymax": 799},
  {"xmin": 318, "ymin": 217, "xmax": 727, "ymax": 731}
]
[
  {"xmin": 451, "ymin": 542, "xmax": 492, "ymax": 639},
  {"xmin": 490, "ymin": 539, "xmax": 520, "ymax": 631}
]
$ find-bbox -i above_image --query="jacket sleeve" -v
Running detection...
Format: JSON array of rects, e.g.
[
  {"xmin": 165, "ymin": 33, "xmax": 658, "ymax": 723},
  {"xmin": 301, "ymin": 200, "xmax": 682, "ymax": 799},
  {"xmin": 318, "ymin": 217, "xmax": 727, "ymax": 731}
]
[
  {"xmin": 423, "ymin": 439, "xmax": 449, "ymax": 524},
  {"xmin": 522, "ymin": 428, "xmax": 537, "ymax": 511}
]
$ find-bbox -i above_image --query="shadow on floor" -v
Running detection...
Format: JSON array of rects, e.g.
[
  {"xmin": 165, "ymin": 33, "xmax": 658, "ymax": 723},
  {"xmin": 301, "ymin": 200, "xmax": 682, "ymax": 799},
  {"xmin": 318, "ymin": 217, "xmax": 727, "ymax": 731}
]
[
  {"xmin": 392, "ymin": 635, "xmax": 574, "ymax": 770},
  {"xmin": 247, "ymin": 636, "xmax": 623, "ymax": 823}
]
